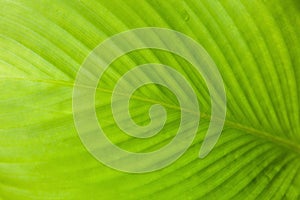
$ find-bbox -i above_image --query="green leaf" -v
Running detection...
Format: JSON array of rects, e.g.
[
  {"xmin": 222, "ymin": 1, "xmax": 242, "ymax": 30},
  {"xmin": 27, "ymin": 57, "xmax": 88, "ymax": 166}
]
[{"xmin": 1, "ymin": 0, "xmax": 299, "ymax": 199}]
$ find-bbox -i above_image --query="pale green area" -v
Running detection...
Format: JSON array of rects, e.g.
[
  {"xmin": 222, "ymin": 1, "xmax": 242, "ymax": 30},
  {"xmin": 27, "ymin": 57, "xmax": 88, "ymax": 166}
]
[{"xmin": 0, "ymin": 0, "xmax": 300, "ymax": 199}]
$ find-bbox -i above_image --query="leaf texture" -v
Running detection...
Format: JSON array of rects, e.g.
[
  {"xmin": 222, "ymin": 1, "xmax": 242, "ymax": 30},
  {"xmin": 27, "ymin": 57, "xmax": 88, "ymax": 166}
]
[{"xmin": 0, "ymin": 0, "xmax": 300, "ymax": 199}]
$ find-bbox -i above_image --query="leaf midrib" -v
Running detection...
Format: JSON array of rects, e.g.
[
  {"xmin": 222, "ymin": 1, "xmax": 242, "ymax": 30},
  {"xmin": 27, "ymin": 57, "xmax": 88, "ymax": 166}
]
[{"xmin": 2, "ymin": 76, "xmax": 300, "ymax": 156}]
